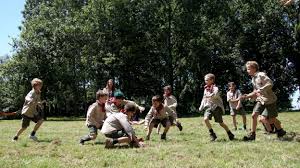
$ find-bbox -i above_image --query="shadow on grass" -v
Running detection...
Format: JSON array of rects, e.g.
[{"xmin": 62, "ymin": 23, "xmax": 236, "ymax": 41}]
[{"xmin": 277, "ymin": 132, "xmax": 300, "ymax": 142}]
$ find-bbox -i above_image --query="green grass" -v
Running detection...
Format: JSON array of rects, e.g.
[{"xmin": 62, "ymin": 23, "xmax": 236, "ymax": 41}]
[{"xmin": 0, "ymin": 112, "xmax": 300, "ymax": 168}]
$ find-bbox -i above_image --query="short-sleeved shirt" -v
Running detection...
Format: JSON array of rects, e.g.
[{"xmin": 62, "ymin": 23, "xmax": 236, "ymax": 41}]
[
  {"xmin": 86, "ymin": 101, "xmax": 106, "ymax": 127},
  {"xmin": 164, "ymin": 95, "xmax": 177, "ymax": 112},
  {"xmin": 144, "ymin": 105, "xmax": 173, "ymax": 126},
  {"xmin": 227, "ymin": 90, "xmax": 243, "ymax": 110},
  {"xmin": 21, "ymin": 89, "xmax": 41, "ymax": 118},
  {"xmin": 101, "ymin": 112, "xmax": 135, "ymax": 140},
  {"xmin": 199, "ymin": 85, "xmax": 225, "ymax": 113},
  {"xmin": 105, "ymin": 100, "xmax": 141, "ymax": 116},
  {"xmin": 252, "ymin": 72, "xmax": 277, "ymax": 105}
]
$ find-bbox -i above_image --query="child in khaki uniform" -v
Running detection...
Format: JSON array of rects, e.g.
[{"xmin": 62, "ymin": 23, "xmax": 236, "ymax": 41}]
[
  {"xmin": 157, "ymin": 85, "xmax": 183, "ymax": 133},
  {"xmin": 241, "ymin": 61, "xmax": 286, "ymax": 141},
  {"xmin": 79, "ymin": 90, "xmax": 108, "ymax": 145},
  {"xmin": 12, "ymin": 78, "xmax": 44, "ymax": 141},
  {"xmin": 105, "ymin": 91, "xmax": 145, "ymax": 117},
  {"xmin": 101, "ymin": 103, "xmax": 144, "ymax": 148},
  {"xmin": 145, "ymin": 95, "xmax": 173, "ymax": 140},
  {"xmin": 227, "ymin": 82, "xmax": 247, "ymax": 130},
  {"xmin": 199, "ymin": 74, "xmax": 235, "ymax": 141}
]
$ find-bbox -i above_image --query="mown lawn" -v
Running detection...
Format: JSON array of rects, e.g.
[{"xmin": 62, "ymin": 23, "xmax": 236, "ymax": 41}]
[{"xmin": 0, "ymin": 112, "xmax": 299, "ymax": 168}]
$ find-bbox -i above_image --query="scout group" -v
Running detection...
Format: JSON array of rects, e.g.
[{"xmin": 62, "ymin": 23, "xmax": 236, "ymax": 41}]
[{"xmin": 10, "ymin": 61, "xmax": 287, "ymax": 148}]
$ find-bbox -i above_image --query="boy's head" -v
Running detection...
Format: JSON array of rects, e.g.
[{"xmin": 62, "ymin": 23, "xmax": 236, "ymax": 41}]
[
  {"xmin": 163, "ymin": 85, "xmax": 172, "ymax": 96},
  {"xmin": 113, "ymin": 91, "xmax": 125, "ymax": 106},
  {"xmin": 31, "ymin": 78, "xmax": 43, "ymax": 91},
  {"xmin": 96, "ymin": 89, "xmax": 108, "ymax": 104},
  {"xmin": 152, "ymin": 95, "xmax": 163, "ymax": 109},
  {"xmin": 246, "ymin": 61, "xmax": 259, "ymax": 76},
  {"xmin": 228, "ymin": 82, "xmax": 236, "ymax": 91},
  {"xmin": 124, "ymin": 103, "xmax": 136, "ymax": 119},
  {"xmin": 204, "ymin": 73, "xmax": 215, "ymax": 86}
]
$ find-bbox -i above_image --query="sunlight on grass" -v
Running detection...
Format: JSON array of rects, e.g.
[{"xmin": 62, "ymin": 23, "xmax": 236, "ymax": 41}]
[{"xmin": 0, "ymin": 112, "xmax": 299, "ymax": 168}]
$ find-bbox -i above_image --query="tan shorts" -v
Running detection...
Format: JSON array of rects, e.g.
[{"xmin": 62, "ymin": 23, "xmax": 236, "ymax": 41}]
[{"xmin": 253, "ymin": 102, "xmax": 278, "ymax": 118}]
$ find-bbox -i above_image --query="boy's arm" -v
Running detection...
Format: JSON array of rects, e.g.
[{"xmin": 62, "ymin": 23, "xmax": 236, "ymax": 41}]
[
  {"xmin": 124, "ymin": 100, "xmax": 145, "ymax": 112},
  {"xmin": 117, "ymin": 115, "xmax": 135, "ymax": 141},
  {"xmin": 205, "ymin": 86, "xmax": 220, "ymax": 99},
  {"xmin": 166, "ymin": 106, "xmax": 176, "ymax": 118},
  {"xmin": 199, "ymin": 91, "xmax": 206, "ymax": 111},
  {"xmin": 144, "ymin": 107, "xmax": 154, "ymax": 126},
  {"xmin": 257, "ymin": 73, "xmax": 273, "ymax": 92},
  {"xmin": 87, "ymin": 106, "xmax": 100, "ymax": 128},
  {"xmin": 167, "ymin": 96, "xmax": 177, "ymax": 109}
]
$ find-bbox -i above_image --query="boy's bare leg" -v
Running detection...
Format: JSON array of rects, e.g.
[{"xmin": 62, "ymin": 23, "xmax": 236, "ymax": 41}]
[
  {"xmin": 161, "ymin": 122, "xmax": 171, "ymax": 140},
  {"xmin": 146, "ymin": 123, "xmax": 155, "ymax": 140},
  {"xmin": 251, "ymin": 112, "xmax": 259, "ymax": 132},
  {"xmin": 220, "ymin": 122, "xmax": 235, "ymax": 140},
  {"xmin": 219, "ymin": 122, "xmax": 230, "ymax": 132},
  {"xmin": 259, "ymin": 116, "xmax": 272, "ymax": 132},
  {"xmin": 156, "ymin": 124, "xmax": 161, "ymax": 134},
  {"xmin": 232, "ymin": 115, "xmax": 237, "ymax": 130},
  {"xmin": 243, "ymin": 112, "xmax": 259, "ymax": 141},
  {"xmin": 204, "ymin": 117, "xmax": 212, "ymax": 130},
  {"xmin": 242, "ymin": 115, "xmax": 247, "ymax": 129},
  {"xmin": 33, "ymin": 119, "xmax": 44, "ymax": 132},
  {"xmin": 117, "ymin": 137, "xmax": 130, "ymax": 143},
  {"xmin": 15, "ymin": 127, "xmax": 27, "ymax": 137},
  {"xmin": 270, "ymin": 118, "xmax": 282, "ymax": 129}
]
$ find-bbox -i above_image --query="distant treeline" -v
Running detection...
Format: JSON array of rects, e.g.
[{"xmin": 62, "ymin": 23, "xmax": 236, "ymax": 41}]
[{"xmin": 0, "ymin": 0, "xmax": 299, "ymax": 116}]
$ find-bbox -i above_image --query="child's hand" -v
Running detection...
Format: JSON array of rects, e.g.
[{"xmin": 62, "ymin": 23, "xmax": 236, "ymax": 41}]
[{"xmin": 139, "ymin": 106, "xmax": 145, "ymax": 112}]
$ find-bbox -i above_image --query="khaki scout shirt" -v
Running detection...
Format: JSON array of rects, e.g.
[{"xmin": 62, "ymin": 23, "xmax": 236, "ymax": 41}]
[
  {"xmin": 101, "ymin": 112, "xmax": 135, "ymax": 140},
  {"xmin": 199, "ymin": 85, "xmax": 225, "ymax": 113},
  {"xmin": 86, "ymin": 101, "xmax": 106, "ymax": 127},
  {"xmin": 252, "ymin": 72, "xmax": 277, "ymax": 105},
  {"xmin": 164, "ymin": 95, "xmax": 178, "ymax": 119},
  {"xmin": 21, "ymin": 89, "xmax": 41, "ymax": 118},
  {"xmin": 144, "ymin": 105, "xmax": 173, "ymax": 126},
  {"xmin": 227, "ymin": 89, "xmax": 243, "ymax": 110},
  {"xmin": 105, "ymin": 100, "xmax": 142, "ymax": 116}
]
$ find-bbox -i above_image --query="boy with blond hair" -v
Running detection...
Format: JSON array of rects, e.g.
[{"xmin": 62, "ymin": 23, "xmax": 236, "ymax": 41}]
[
  {"xmin": 145, "ymin": 95, "xmax": 173, "ymax": 140},
  {"xmin": 12, "ymin": 78, "xmax": 44, "ymax": 141},
  {"xmin": 79, "ymin": 90, "xmax": 108, "ymax": 145},
  {"xmin": 241, "ymin": 61, "xmax": 286, "ymax": 141},
  {"xmin": 199, "ymin": 74, "xmax": 235, "ymax": 141},
  {"xmin": 227, "ymin": 82, "xmax": 247, "ymax": 130}
]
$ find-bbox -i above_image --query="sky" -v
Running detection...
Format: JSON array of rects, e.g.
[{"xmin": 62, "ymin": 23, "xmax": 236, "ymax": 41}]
[
  {"xmin": 0, "ymin": 0, "xmax": 25, "ymax": 56},
  {"xmin": 0, "ymin": 1, "xmax": 299, "ymax": 109}
]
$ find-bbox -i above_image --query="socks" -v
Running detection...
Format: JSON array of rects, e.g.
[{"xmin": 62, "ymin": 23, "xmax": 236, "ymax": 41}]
[
  {"xmin": 30, "ymin": 131, "xmax": 36, "ymax": 136},
  {"xmin": 112, "ymin": 139, "xmax": 118, "ymax": 144},
  {"xmin": 209, "ymin": 129, "xmax": 214, "ymax": 134}
]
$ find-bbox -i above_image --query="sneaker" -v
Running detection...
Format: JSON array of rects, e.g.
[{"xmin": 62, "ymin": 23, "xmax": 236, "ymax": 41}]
[
  {"xmin": 105, "ymin": 138, "xmax": 114, "ymax": 149},
  {"xmin": 29, "ymin": 135, "xmax": 38, "ymax": 141},
  {"xmin": 12, "ymin": 136, "xmax": 18, "ymax": 142},
  {"xmin": 243, "ymin": 132, "xmax": 256, "ymax": 141},
  {"xmin": 210, "ymin": 132, "xmax": 217, "ymax": 141},
  {"xmin": 161, "ymin": 133, "xmax": 166, "ymax": 140},
  {"xmin": 277, "ymin": 129, "xmax": 287, "ymax": 138},
  {"xmin": 228, "ymin": 132, "xmax": 235, "ymax": 140},
  {"xmin": 79, "ymin": 139, "xmax": 84, "ymax": 145},
  {"xmin": 176, "ymin": 122, "xmax": 183, "ymax": 131}
]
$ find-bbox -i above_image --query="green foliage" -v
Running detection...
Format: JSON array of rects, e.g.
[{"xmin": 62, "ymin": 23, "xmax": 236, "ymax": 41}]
[{"xmin": 0, "ymin": 0, "xmax": 298, "ymax": 115}]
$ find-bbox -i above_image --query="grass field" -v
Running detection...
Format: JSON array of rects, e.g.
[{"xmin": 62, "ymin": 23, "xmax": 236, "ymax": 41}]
[{"xmin": 0, "ymin": 112, "xmax": 300, "ymax": 168}]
